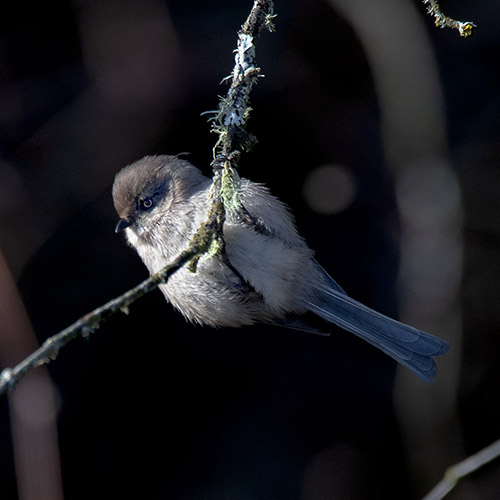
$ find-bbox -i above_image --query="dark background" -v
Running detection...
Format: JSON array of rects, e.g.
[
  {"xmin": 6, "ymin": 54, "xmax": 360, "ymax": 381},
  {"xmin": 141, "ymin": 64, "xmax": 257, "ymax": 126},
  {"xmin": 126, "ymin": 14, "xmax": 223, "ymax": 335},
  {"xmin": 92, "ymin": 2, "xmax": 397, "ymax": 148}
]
[{"xmin": 1, "ymin": 1, "xmax": 499, "ymax": 499}]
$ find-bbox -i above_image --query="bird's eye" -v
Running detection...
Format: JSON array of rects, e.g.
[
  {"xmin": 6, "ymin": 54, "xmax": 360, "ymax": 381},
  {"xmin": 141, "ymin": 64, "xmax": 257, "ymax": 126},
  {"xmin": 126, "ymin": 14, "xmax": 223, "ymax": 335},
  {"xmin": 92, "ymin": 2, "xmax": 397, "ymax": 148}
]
[{"xmin": 139, "ymin": 197, "xmax": 154, "ymax": 210}]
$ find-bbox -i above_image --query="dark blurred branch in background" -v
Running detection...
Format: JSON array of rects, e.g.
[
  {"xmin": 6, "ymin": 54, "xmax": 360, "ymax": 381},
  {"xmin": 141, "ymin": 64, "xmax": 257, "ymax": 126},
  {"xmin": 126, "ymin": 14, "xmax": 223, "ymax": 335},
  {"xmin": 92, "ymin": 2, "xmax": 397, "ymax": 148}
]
[
  {"xmin": 0, "ymin": 252, "xmax": 63, "ymax": 500},
  {"xmin": 330, "ymin": 0, "xmax": 473, "ymax": 498}
]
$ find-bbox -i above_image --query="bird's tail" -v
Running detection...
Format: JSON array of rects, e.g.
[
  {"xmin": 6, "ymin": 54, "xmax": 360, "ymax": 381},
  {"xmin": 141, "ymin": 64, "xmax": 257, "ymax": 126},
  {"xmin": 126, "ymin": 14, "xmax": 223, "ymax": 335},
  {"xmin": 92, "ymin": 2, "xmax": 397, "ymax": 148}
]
[{"xmin": 306, "ymin": 283, "xmax": 449, "ymax": 382}]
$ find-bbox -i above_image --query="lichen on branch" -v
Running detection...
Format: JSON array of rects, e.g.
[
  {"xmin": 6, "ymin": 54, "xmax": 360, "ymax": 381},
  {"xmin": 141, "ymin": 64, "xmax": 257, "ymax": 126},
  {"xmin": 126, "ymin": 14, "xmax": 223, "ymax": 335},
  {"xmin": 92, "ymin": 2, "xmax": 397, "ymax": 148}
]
[
  {"xmin": 422, "ymin": 0, "xmax": 476, "ymax": 37},
  {"xmin": 210, "ymin": 1, "xmax": 275, "ymax": 158}
]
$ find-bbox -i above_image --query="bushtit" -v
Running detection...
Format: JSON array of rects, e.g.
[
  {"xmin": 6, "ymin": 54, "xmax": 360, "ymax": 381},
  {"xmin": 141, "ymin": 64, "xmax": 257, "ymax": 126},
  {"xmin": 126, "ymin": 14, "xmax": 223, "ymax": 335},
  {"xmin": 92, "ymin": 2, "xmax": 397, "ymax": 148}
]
[{"xmin": 112, "ymin": 155, "xmax": 449, "ymax": 381}]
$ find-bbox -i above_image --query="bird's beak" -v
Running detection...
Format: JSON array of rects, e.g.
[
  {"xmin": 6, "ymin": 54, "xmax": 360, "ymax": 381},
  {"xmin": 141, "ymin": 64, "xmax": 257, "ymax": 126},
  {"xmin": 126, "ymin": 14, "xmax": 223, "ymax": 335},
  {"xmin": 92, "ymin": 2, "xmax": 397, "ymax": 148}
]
[{"xmin": 115, "ymin": 218, "xmax": 133, "ymax": 233}]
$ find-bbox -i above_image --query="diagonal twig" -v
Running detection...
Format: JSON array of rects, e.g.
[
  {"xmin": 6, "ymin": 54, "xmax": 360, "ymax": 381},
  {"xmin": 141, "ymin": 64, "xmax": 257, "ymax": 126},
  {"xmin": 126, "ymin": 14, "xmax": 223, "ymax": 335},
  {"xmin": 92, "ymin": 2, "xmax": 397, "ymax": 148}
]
[
  {"xmin": 0, "ymin": 244, "xmax": 197, "ymax": 395},
  {"xmin": 422, "ymin": 437, "xmax": 500, "ymax": 500}
]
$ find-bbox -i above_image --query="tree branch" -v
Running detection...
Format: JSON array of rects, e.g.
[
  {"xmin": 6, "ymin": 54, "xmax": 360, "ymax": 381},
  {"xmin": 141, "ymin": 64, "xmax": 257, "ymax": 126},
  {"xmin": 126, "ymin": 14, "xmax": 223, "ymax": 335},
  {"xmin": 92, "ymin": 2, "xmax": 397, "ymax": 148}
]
[
  {"xmin": 210, "ymin": 0, "xmax": 274, "ymax": 157},
  {"xmin": 422, "ymin": 0, "xmax": 476, "ymax": 37},
  {"xmin": 0, "ymin": 244, "xmax": 196, "ymax": 395},
  {"xmin": 422, "ymin": 437, "xmax": 500, "ymax": 500},
  {"xmin": 0, "ymin": 0, "xmax": 274, "ymax": 397}
]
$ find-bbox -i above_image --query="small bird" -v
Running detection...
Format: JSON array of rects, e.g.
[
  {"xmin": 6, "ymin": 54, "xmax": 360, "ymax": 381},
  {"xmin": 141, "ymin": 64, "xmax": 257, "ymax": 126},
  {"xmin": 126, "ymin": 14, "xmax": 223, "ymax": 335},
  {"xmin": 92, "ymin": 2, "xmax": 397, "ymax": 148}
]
[{"xmin": 112, "ymin": 155, "xmax": 449, "ymax": 381}]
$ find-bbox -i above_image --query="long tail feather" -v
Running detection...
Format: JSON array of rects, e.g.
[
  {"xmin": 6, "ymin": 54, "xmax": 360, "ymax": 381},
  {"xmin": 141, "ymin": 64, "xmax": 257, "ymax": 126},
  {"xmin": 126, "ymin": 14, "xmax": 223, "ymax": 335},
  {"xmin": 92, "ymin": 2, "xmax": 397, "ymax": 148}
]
[{"xmin": 305, "ymin": 282, "xmax": 449, "ymax": 382}]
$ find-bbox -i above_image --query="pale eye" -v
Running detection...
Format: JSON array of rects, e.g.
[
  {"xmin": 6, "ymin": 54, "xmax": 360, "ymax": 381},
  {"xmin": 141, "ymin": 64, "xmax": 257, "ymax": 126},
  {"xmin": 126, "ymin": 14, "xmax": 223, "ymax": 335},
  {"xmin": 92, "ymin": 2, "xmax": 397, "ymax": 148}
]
[{"xmin": 139, "ymin": 197, "xmax": 154, "ymax": 210}]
